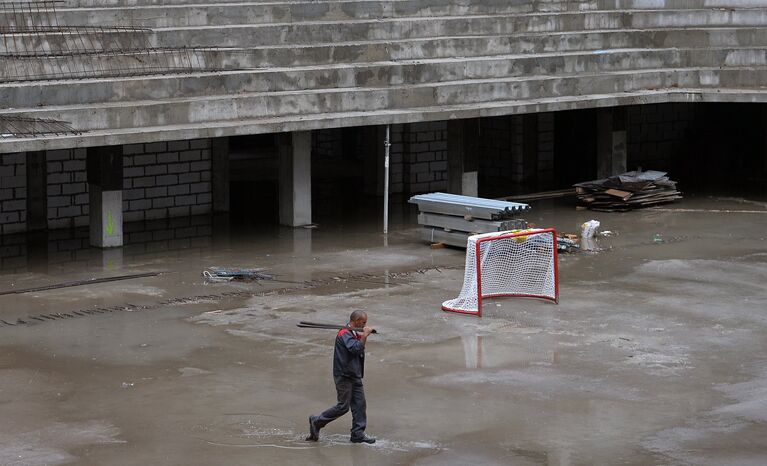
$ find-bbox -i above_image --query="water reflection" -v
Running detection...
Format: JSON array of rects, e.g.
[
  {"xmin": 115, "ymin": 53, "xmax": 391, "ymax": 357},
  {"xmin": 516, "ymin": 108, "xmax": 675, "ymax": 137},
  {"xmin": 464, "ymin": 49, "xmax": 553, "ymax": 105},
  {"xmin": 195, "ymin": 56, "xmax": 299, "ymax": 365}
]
[{"xmin": 0, "ymin": 215, "xmax": 219, "ymax": 275}]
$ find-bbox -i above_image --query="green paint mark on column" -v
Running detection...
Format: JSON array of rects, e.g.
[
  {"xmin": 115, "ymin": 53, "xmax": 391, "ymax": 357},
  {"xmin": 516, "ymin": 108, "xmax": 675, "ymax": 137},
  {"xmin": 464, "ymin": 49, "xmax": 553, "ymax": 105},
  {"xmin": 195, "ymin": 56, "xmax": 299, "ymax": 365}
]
[{"xmin": 106, "ymin": 210, "xmax": 114, "ymax": 236}]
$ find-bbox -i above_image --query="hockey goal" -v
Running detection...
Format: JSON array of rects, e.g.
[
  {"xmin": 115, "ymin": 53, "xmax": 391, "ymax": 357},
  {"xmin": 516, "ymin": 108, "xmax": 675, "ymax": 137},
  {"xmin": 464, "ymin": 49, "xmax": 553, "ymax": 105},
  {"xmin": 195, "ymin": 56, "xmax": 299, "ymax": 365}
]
[{"xmin": 442, "ymin": 229, "xmax": 559, "ymax": 317}]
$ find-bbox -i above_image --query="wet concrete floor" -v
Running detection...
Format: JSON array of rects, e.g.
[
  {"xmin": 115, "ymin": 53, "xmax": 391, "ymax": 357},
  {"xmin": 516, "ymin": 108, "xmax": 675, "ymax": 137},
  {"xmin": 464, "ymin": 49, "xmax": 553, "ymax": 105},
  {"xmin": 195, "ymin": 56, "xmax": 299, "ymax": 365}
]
[{"xmin": 1, "ymin": 193, "xmax": 767, "ymax": 465}]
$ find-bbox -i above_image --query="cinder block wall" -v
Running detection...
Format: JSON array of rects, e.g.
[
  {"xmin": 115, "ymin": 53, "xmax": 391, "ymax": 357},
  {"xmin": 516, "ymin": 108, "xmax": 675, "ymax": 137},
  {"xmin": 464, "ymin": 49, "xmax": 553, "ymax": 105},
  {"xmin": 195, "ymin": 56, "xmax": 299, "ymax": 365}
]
[
  {"xmin": 312, "ymin": 123, "xmax": 448, "ymax": 195},
  {"xmin": 393, "ymin": 121, "xmax": 449, "ymax": 194},
  {"xmin": 0, "ymin": 152, "xmax": 26, "ymax": 235},
  {"xmin": 627, "ymin": 103, "xmax": 693, "ymax": 171},
  {"xmin": 537, "ymin": 113, "xmax": 555, "ymax": 185},
  {"xmin": 0, "ymin": 139, "xmax": 214, "ymax": 237},
  {"xmin": 479, "ymin": 113, "xmax": 555, "ymax": 195},
  {"xmin": 122, "ymin": 139, "xmax": 213, "ymax": 223},
  {"xmin": 0, "ymin": 233, "xmax": 26, "ymax": 270},
  {"xmin": 46, "ymin": 148, "xmax": 89, "ymax": 229}
]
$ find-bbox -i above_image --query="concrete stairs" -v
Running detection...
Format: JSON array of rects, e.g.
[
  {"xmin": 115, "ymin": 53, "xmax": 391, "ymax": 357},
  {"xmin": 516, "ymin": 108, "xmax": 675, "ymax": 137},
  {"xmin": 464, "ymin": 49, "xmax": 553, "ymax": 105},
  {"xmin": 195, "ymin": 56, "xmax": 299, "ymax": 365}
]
[{"xmin": 2, "ymin": 0, "xmax": 767, "ymax": 151}]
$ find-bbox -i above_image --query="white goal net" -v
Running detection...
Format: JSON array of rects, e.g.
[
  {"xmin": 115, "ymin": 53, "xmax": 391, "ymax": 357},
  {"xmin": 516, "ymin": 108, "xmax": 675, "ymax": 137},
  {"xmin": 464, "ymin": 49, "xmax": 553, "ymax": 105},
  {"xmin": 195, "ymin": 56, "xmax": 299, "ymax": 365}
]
[{"xmin": 442, "ymin": 229, "xmax": 559, "ymax": 316}]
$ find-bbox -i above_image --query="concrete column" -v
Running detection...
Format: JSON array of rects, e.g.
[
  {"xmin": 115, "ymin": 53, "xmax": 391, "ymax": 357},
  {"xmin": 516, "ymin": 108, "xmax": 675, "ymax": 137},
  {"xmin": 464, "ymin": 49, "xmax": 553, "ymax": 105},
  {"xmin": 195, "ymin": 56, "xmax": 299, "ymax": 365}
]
[
  {"xmin": 87, "ymin": 146, "xmax": 123, "ymax": 248},
  {"xmin": 100, "ymin": 248, "xmax": 124, "ymax": 271},
  {"xmin": 25, "ymin": 151, "xmax": 47, "ymax": 231},
  {"xmin": 278, "ymin": 131, "xmax": 312, "ymax": 227},
  {"xmin": 597, "ymin": 107, "xmax": 627, "ymax": 178},
  {"xmin": 211, "ymin": 137, "xmax": 230, "ymax": 213},
  {"xmin": 447, "ymin": 119, "xmax": 479, "ymax": 196}
]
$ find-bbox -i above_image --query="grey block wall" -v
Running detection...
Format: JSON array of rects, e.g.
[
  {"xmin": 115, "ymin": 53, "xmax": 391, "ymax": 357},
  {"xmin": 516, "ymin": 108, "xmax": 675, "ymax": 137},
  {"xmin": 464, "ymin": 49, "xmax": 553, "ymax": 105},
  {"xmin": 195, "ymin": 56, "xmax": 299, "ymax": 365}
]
[
  {"xmin": 46, "ymin": 148, "xmax": 89, "ymax": 229},
  {"xmin": 537, "ymin": 113, "xmax": 555, "ymax": 185},
  {"xmin": 479, "ymin": 113, "xmax": 555, "ymax": 194},
  {"xmin": 0, "ymin": 152, "xmax": 26, "ymax": 235},
  {"xmin": 312, "ymin": 123, "xmax": 448, "ymax": 195},
  {"xmin": 627, "ymin": 103, "xmax": 694, "ymax": 171},
  {"xmin": 1, "ymin": 138, "xmax": 214, "ymax": 238},
  {"xmin": 393, "ymin": 121, "xmax": 449, "ymax": 194},
  {"xmin": 312, "ymin": 129, "xmax": 343, "ymax": 161},
  {"xmin": 0, "ymin": 233, "xmax": 27, "ymax": 271},
  {"xmin": 122, "ymin": 138, "xmax": 213, "ymax": 223}
]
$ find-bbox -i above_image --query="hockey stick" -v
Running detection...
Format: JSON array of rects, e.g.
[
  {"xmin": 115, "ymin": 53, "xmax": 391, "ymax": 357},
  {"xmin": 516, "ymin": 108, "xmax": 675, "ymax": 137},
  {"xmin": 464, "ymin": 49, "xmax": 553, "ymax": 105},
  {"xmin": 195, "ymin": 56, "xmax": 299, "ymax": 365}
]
[{"xmin": 297, "ymin": 321, "xmax": 378, "ymax": 334}]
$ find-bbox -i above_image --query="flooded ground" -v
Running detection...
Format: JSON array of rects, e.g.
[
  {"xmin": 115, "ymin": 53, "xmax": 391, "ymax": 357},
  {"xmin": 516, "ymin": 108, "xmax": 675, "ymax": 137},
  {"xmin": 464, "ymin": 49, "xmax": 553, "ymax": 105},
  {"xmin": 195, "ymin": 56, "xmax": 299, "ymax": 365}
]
[{"xmin": 1, "ymin": 193, "xmax": 767, "ymax": 465}]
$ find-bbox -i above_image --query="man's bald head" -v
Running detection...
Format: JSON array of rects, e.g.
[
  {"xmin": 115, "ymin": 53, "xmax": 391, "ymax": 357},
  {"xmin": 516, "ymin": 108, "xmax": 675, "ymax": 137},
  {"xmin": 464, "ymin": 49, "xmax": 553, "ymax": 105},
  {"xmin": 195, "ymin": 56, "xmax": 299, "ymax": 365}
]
[{"xmin": 349, "ymin": 310, "xmax": 367, "ymax": 322}]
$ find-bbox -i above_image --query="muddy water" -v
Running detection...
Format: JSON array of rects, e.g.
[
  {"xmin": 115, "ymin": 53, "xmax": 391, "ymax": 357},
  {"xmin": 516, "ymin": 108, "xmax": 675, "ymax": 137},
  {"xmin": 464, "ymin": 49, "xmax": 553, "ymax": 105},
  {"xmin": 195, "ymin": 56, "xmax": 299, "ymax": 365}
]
[{"xmin": 1, "ymin": 195, "xmax": 767, "ymax": 465}]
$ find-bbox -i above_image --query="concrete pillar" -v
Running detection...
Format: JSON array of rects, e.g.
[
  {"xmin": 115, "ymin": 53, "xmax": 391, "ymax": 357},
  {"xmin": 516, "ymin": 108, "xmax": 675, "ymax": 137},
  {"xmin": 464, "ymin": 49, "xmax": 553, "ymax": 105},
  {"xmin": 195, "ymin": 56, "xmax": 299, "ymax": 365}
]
[
  {"xmin": 211, "ymin": 137, "xmax": 230, "ymax": 213},
  {"xmin": 25, "ymin": 151, "xmax": 47, "ymax": 231},
  {"xmin": 597, "ymin": 107, "xmax": 627, "ymax": 178},
  {"xmin": 278, "ymin": 131, "xmax": 312, "ymax": 227},
  {"xmin": 100, "ymin": 247, "xmax": 124, "ymax": 271},
  {"xmin": 87, "ymin": 146, "xmax": 123, "ymax": 248},
  {"xmin": 447, "ymin": 119, "xmax": 479, "ymax": 196}
]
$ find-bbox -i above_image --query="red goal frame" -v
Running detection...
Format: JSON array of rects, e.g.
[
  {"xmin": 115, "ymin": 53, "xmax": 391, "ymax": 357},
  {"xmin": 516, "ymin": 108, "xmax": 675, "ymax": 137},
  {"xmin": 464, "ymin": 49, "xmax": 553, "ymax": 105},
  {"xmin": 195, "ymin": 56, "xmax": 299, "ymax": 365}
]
[{"xmin": 442, "ymin": 228, "xmax": 559, "ymax": 317}]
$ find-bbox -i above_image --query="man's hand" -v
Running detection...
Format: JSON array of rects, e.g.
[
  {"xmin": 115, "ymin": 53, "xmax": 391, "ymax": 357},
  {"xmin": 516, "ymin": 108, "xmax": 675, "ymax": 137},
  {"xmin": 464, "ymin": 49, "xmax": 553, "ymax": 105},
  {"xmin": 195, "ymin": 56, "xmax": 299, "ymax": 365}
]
[{"xmin": 362, "ymin": 326, "xmax": 375, "ymax": 337}]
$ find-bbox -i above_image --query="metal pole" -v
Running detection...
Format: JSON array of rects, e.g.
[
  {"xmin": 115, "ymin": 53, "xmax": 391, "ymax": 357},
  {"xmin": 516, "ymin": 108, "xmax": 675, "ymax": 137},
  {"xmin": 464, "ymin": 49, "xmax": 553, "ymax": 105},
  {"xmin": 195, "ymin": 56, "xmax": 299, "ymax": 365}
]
[{"xmin": 383, "ymin": 125, "xmax": 391, "ymax": 235}]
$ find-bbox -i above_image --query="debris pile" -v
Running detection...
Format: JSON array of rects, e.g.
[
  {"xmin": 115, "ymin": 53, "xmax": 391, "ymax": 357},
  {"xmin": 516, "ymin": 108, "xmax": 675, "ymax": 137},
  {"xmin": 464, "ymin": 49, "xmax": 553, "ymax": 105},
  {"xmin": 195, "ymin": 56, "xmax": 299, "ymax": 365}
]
[
  {"xmin": 556, "ymin": 235, "xmax": 580, "ymax": 253},
  {"xmin": 574, "ymin": 170, "xmax": 681, "ymax": 212},
  {"xmin": 202, "ymin": 267, "xmax": 274, "ymax": 283},
  {"xmin": 409, "ymin": 192, "xmax": 529, "ymax": 248}
]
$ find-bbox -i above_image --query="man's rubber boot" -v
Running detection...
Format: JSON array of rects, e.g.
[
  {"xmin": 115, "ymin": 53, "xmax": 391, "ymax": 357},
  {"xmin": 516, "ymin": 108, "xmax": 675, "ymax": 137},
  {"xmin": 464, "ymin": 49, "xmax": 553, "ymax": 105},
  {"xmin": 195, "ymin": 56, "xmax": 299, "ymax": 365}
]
[
  {"xmin": 305, "ymin": 415, "xmax": 320, "ymax": 441},
  {"xmin": 350, "ymin": 434, "xmax": 376, "ymax": 444}
]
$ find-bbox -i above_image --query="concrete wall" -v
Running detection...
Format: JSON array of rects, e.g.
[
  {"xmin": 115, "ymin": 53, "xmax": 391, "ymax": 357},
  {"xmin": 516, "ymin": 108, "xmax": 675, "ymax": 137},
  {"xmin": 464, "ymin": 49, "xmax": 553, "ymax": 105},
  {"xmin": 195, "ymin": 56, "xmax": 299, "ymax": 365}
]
[
  {"xmin": 479, "ymin": 113, "xmax": 556, "ymax": 196},
  {"xmin": 312, "ymin": 123, "xmax": 448, "ymax": 195},
  {"xmin": 46, "ymin": 149, "xmax": 89, "ymax": 229},
  {"xmin": 0, "ymin": 232, "xmax": 26, "ymax": 271},
  {"xmin": 391, "ymin": 121, "xmax": 449, "ymax": 194},
  {"xmin": 7, "ymin": 2, "xmax": 767, "ymax": 153},
  {"xmin": 627, "ymin": 103, "xmax": 694, "ymax": 172},
  {"xmin": 122, "ymin": 139, "xmax": 213, "ymax": 223},
  {"xmin": 0, "ymin": 139, "xmax": 214, "ymax": 237},
  {"xmin": 0, "ymin": 153, "xmax": 27, "ymax": 235}
]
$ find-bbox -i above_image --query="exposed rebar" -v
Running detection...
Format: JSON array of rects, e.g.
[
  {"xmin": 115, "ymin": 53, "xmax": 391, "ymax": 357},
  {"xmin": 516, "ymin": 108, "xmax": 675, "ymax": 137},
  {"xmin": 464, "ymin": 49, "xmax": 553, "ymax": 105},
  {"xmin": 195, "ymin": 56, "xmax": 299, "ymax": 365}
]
[{"xmin": 0, "ymin": 0, "xmax": 224, "ymax": 82}]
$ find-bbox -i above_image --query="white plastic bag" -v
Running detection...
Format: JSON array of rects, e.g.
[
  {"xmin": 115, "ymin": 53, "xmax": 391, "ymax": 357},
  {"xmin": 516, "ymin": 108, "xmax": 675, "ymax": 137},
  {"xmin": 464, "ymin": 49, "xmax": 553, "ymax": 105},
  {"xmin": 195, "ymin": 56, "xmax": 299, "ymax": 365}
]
[{"xmin": 581, "ymin": 220, "xmax": 600, "ymax": 238}]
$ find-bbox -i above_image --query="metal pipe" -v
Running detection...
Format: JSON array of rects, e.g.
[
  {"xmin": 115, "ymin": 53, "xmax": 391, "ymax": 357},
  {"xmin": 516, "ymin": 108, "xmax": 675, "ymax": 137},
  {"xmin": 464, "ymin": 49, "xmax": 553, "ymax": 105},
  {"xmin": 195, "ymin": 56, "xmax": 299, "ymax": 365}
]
[{"xmin": 383, "ymin": 124, "xmax": 390, "ymax": 235}]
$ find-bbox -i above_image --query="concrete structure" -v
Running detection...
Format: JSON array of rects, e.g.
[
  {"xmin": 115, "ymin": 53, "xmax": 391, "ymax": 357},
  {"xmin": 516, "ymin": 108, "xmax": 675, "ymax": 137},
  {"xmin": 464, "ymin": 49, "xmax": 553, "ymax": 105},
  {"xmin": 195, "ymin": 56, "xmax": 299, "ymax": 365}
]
[{"xmin": 2, "ymin": 0, "xmax": 767, "ymax": 243}]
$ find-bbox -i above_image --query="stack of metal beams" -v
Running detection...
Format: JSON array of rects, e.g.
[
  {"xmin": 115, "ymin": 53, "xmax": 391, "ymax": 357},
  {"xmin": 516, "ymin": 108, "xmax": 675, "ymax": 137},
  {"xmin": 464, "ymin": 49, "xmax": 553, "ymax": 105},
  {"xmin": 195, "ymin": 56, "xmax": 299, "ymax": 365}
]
[{"xmin": 409, "ymin": 193, "xmax": 530, "ymax": 247}]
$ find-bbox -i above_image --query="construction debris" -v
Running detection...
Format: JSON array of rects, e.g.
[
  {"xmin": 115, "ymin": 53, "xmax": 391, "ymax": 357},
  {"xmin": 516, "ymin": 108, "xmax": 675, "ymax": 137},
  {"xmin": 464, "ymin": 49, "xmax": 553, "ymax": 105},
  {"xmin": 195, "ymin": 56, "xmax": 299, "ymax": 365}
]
[
  {"xmin": 202, "ymin": 267, "xmax": 274, "ymax": 283},
  {"xmin": 581, "ymin": 220, "xmax": 601, "ymax": 238},
  {"xmin": 556, "ymin": 235, "xmax": 580, "ymax": 253},
  {"xmin": 498, "ymin": 188, "xmax": 577, "ymax": 202},
  {"xmin": 409, "ymin": 193, "xmax": 529, "ymax": 248},
  {"xmin": 574, "ymin": 170, "xmax": 682, "ymax": 211}
]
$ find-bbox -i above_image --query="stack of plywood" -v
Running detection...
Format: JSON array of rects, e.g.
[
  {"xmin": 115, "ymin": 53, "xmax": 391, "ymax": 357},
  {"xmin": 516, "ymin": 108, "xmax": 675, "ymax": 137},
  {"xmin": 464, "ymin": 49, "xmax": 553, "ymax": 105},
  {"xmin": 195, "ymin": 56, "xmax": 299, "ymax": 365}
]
[
  {"xmin": 409, "ymin": 193, "xmax": 529, "ymax": 248},
  {"xmin": 574, "ymin": 170, "xmax": 681, "ymax": 212}
]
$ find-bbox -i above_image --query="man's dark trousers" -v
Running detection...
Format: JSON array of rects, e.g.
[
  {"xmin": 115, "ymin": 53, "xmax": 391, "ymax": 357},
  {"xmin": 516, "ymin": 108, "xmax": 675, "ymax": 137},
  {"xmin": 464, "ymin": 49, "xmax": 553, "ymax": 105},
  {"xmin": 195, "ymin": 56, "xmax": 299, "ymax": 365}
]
[{"xmin": 315, "ymin": 376, "xmax": 366, "ymax": 438}]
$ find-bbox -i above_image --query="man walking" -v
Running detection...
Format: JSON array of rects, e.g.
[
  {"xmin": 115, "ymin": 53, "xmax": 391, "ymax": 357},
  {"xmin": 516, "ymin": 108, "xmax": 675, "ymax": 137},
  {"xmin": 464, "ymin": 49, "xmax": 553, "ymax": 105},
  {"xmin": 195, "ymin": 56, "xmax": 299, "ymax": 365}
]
[{"xmin": 306, "ymin": 310, "xmax": 376, "ymax": 444}]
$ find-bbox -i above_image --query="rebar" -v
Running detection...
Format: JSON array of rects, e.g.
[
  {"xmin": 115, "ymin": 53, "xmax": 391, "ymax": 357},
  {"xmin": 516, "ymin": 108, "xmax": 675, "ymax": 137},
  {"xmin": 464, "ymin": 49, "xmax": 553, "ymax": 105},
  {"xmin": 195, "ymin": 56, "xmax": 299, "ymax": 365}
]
[
  {"xmin": 0, "ymin": 0, "xmax": 224, "ymax": 82},
  {"xmin": 0, "ymin": 115, "xmax": 81, "ymax": 138}
]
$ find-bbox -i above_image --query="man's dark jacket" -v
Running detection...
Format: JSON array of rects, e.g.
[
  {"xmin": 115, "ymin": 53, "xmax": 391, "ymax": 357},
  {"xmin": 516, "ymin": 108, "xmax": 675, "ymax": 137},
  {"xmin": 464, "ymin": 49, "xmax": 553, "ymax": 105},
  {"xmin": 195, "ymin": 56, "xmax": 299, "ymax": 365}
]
[{"xmin": 333, "ymin": 328, "xmax": 365, "ymax": 379}]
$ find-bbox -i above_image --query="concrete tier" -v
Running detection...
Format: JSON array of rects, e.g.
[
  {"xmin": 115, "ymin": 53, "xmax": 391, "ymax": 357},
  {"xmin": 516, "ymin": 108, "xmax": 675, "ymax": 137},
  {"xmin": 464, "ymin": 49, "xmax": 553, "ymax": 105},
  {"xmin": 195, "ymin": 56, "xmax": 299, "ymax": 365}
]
[
  {"xmin": 3, "ymin": 66, "xmax": 766, "ymax": 130},
  {"xmin": 3, "ymin": 0, "xmax": 767, "ymax": 152},
  {"xmin": 144, "ymin": 11, "xmax": 767, "ymax": 48},
  {"xmin": 4, "ymin": 46, "xmax": 767, "ymax": 107}
]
